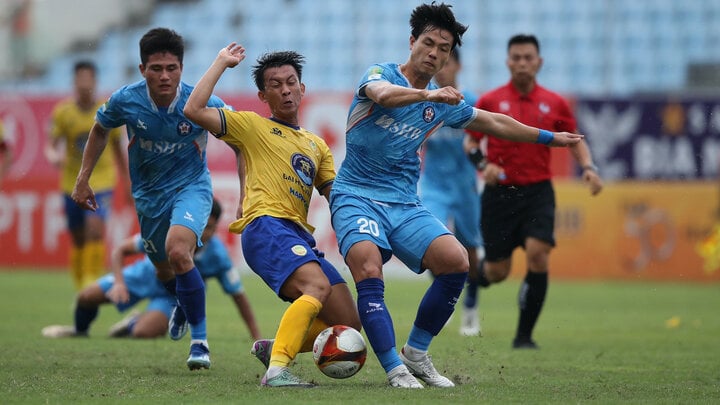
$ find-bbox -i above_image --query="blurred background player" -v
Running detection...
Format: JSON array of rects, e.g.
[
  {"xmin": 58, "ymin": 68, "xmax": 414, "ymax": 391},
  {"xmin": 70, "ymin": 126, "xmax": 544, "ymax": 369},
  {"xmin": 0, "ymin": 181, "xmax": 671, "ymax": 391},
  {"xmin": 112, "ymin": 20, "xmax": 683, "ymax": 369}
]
[
  {"xmin": 41, "ymin": 199, "xmax": 262, "ymax": 340},
  {"xmin": 184, "ymin": 45, "xmax": 361, "ymax": 388},
  {"xmin": 418, "ymin": 48, "xmax": 484, "ymax": 337},
  {"xmin": 0, "ymin": 118, "xmax": 12, "ymax": 187},
  {"xmin": 45, "ymin": 60, "xmax": 128, "ymax": 291},
  {"xmin": 71, "ymin": 28, "xmax": 227, "ymax": 370},
  {"xmin": 465, "ymin": 34, "xmax": 603, "ymax": 349}
]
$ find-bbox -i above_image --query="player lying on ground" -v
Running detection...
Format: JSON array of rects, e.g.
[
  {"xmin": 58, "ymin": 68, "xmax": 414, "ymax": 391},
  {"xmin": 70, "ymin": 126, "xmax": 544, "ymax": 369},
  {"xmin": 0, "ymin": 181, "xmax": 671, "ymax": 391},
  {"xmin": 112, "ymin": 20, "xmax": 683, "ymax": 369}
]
[{"xmin": 42, "ymin": 199, "xmax": 261, "ymax": 340}]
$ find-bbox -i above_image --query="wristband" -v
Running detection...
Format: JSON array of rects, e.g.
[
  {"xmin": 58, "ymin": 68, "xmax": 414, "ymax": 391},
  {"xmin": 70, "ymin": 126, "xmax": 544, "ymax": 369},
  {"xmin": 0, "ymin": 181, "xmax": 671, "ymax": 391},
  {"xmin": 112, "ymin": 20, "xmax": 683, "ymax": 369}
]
[
  {"xmin": 537, "ymin": 129, "xmax": 554, "ymax": 145},
  {"xmin": 582, "ymin": 164, "xmax": 598, "ymax": 172},
  {"xmin": 467, "ymin": 148, "xmax": 487, "ymax": 170}
]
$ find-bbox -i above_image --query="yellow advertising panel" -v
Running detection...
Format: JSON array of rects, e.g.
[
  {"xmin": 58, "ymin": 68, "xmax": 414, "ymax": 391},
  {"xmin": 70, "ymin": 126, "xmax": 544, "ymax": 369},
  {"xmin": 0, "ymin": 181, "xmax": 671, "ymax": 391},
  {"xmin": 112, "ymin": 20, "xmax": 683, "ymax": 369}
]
[{"xmin": 527, "ymin": 181, "xmax": 720, "ymax": 282}]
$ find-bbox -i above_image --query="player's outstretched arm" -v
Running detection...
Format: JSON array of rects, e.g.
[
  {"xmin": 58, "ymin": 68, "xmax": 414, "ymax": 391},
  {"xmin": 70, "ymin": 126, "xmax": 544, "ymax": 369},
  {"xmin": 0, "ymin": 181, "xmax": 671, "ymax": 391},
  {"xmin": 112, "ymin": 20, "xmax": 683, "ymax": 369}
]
[
  {"xmin": 467, "ymin": 108, "xmax": 583, "ymax": 147},
  {"xmin": 184, "ymin": 42, "xmax": 246, "ymax": 134}
]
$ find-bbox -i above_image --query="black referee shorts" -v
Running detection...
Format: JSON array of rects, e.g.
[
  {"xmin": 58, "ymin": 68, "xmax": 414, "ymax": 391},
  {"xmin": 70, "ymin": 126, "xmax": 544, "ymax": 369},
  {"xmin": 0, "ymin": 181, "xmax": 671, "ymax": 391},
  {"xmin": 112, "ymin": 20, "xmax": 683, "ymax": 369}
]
[{"xmin": 481, "ymin": 180, "xmax": 556, "ymax": 262}]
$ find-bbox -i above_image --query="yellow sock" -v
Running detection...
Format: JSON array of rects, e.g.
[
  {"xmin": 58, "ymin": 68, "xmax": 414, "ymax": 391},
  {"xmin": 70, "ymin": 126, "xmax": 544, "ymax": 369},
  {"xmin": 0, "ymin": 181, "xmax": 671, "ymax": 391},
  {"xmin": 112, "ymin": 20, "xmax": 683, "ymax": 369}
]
[
  {"xmin": 270, "ymin": 295, "xmax": 322, "ymax": 368},
  {"xmin": 300, "ymin": 318, "xmax": 330, "ymax": 353},
  {"xmin": 80, "ymin": 240, "xmax": 106, "ymax": 289},
  {"xmin": 70, "ymin": 246, "xmax": 83, "ymax": 290}
]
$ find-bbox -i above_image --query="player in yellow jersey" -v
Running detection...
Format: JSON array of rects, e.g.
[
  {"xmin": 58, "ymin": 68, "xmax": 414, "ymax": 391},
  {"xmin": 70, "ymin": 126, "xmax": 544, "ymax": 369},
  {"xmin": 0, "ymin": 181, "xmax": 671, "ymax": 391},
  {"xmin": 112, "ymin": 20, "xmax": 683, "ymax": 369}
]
[
  {"xmin": 0, "ymin": 118, "xmax": 12, "ymax": 186},
  {"xmin": 46, "ymin": 61, "xmax": 128, "ymax": 290},
  {"xmin": 185, "ymin": 44, "xmax": 360, "ymax": 388}
]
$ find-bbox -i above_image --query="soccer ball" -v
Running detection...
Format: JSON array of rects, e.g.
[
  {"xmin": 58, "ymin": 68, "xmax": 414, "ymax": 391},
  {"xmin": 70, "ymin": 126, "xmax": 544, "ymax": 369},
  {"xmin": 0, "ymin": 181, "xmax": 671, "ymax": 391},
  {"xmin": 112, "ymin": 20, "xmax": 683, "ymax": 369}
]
[{"xmin": 312, "ymin": 325, "xmax": 367, "ymax": 379}]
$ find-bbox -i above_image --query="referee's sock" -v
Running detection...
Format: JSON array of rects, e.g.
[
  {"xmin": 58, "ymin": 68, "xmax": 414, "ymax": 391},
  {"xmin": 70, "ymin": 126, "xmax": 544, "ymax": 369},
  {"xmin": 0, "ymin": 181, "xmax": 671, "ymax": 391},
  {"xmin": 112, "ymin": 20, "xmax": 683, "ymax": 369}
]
[{"xmin": 516, "ymin": 271, "xmax": 548, "ymax": 341}]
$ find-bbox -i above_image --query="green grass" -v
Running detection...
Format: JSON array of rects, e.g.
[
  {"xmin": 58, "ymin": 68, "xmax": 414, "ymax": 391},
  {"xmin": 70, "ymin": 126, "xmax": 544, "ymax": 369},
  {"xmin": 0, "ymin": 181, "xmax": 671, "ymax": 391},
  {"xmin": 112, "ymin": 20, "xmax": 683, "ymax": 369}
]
[{"xmin": 1, "ymin": 270, "xmax": 719, "ymax": 404}]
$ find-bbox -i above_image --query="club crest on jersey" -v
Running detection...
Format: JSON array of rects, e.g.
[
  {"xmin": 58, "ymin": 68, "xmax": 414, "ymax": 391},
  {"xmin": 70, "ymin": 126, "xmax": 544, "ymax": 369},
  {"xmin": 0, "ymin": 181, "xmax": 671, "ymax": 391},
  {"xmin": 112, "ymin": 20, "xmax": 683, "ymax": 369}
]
[
  {"xmin": 291, "ymin": 153, "xmax": 316, "ymax": 186},
  {"xmin": 177, "ymin": 120, "xmax": 192, "ymax": 136},
  {"xmin": 423, "ymin": 106, "xmax": 435, "ymax": 123},
  {"xmin": 291, "ymin": 244, "xmax": 308, "ymax": 256}
]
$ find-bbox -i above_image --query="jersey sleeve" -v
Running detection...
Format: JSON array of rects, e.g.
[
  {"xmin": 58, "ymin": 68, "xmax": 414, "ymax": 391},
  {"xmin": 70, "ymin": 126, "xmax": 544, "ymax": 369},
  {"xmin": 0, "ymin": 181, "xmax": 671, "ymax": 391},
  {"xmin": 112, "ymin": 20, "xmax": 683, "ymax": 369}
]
[
  {"xmin": 216, "ymin": 110, "xmax": 254, "ymax": 143},
  {"xmin": 465, "ymin": 96, "xmax": 490, "ymax": 140},
  {"xmin": 313, "ymin": 137, "xmax": 336, "ymax": 191},
  {"xmin": 356, "ymin": 64, "xmax": 390, "ymax": 99},
  {"xmin": 96, "ymin": 87, "xmax": 128, "ymax": 129},
  {"xmin": 444, "ymin": 100, "xmax": 476, "ymax": 129},
  {"xmin": 553, "ymin": 97, "xmax": 577, "ymax": 132}
]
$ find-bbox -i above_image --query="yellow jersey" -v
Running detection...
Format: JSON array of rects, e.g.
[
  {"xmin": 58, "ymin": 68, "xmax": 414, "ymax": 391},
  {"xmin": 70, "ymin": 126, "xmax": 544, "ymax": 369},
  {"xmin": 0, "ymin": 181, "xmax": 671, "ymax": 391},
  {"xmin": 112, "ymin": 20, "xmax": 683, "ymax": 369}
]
[
  {"xmin": 49, "ymin": 98, "xmax": 122, "ymax": 193},
  {"xmin": 219, "ymin": 111, "xmax": 335, "ymax": 234}
]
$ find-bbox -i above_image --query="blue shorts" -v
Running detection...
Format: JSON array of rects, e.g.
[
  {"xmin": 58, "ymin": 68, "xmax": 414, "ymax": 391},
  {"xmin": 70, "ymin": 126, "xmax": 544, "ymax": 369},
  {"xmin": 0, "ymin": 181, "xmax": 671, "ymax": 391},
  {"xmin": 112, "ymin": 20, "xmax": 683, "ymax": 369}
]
[
  {"xmin": 97, "ymin": 260, "xmax": 175, "ymax": 318},
  {"xmin": 330, "ymin": 192, "xmax": 451, "ymax": 274},
  {"xmin": 64, "ymin": 191, "xmax": 113, "ymax": 231},
  {"xmin": 241, "ymin": 216, "xmax": 347, "ymax": 302},
  {"xmin": 420, "ymin": 180, "xmax": 482, "ymax": 249},
  {"xmin": 137, "ymin": 184, "xmax": 212, "ymax": 264}
]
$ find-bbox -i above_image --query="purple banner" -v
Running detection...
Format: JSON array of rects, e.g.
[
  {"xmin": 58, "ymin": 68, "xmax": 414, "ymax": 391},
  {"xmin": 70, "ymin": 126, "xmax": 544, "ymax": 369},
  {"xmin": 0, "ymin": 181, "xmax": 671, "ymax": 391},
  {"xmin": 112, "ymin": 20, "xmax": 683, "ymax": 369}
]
[{"xmin": 575, "ymin": 97, "xmax": 720, "ymax": 180}]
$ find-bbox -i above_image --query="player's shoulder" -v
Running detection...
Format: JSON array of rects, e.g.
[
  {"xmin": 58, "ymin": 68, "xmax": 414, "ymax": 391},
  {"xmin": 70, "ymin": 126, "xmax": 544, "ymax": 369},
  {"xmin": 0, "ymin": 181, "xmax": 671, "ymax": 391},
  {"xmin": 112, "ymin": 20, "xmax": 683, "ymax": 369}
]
[
  {"xmin": 51, "ymin": 97, "xmax": 76, "ymax": 114},
  {"xmin": 108, "ymin": 80, "xmax": 146, "ymax": 102},
  {"xmin": 533, "ymin": 83, "xmax": 567, "ymax": 101},
  {"xmin": 302, "ymin": 127, "xmax": 328, "ymax": 144}
]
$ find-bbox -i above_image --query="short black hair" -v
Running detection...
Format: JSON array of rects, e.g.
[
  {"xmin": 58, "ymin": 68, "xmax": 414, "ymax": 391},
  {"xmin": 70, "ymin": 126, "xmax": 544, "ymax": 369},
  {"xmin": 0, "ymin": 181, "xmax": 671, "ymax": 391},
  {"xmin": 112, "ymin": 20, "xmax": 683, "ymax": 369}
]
[
  {"xmin": 251, "ymin": 51, "xmax": 305, "ymax": 91},
  {"xmin": 74, "ymin": 60, "xmax": 96, "ymax": 75},
  {"xmin": 508, "ymin": 34, "xmax": 540, "ymax": 53},
  {"xmin": 450, "ymin": 48, "xmax": 460, "ymax": 64},
  {"xmin": 139, "ymin": 27, "xmax": 184, "ymax": 65},
  {"xmin": 410, "ymin": 2, "xmax": 468, "ymax": 49},
  {"xmin": 210, "ymin": 198, "xmax": 222, "ymax": 221}
]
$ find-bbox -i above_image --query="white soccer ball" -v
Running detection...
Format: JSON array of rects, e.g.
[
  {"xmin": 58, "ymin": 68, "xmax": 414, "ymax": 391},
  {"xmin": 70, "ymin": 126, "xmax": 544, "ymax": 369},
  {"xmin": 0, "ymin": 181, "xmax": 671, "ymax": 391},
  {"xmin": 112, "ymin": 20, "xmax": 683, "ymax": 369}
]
[{"xmin": 312, "ymin": 325, "xmax": 367, "ymax": 379}]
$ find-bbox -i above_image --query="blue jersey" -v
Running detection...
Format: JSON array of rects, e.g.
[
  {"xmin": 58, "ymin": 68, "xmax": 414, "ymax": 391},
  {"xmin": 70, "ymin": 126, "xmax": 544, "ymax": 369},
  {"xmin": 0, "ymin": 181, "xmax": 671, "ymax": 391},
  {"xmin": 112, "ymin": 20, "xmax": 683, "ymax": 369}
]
[
  {"xmin": 193, "ymin": 236, "xmax": 243, "ymax": 295},
  {"xmin": 96, "ymin": 80, "xmax": 227, "ymax": 215},
  {"xmin": 333, "ymin": 63, "xmax": 476, "ymax": 203},
  {"xmin": 421, "ymin": 90, "xmax": 478, "ymax": 183}
]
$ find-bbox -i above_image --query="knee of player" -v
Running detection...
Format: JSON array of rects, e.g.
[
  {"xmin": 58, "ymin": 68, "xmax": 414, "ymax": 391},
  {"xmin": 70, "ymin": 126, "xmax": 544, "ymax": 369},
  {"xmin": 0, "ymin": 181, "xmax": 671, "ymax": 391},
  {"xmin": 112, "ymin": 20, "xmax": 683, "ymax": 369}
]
[
  {"xmin": 485, "ymin": 265, "xmax": 510, "ymax": 283},
  {"xmin": 165, "ymin": 246, "xmax": 194, "ymax": 270},
  {"xmin": 308, "ymin": 281, "xmax": 332, "ymax": 304}
]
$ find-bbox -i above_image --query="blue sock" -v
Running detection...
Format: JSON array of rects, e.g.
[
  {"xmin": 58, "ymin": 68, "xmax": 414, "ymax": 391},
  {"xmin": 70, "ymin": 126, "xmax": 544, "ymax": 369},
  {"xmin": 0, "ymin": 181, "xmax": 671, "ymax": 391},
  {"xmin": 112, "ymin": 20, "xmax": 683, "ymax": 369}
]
[
  {"xmin": 162, "ymin": 278, "xmax": 177, "ymax": 296},
  {"xmin": 74, "ymin": 305, "xmax": 98, "ymax": 334},
  {"xmin": 176, "ymin": 267, "xmax": 206, "ymax": 340},
  {"xmin": 414, "ymin": 272, "xmax": 467, "ymax": 337},
  {"xmin": 463, "ymin": 277, "xmax": 479, "ymax": 308},
  {"xmin": 356, "ymin": 278, "xmax": 400, "ymax": 372},
  {"xmin": 407, "ymin": 325, "xmax": 434, "ymax": 352}
]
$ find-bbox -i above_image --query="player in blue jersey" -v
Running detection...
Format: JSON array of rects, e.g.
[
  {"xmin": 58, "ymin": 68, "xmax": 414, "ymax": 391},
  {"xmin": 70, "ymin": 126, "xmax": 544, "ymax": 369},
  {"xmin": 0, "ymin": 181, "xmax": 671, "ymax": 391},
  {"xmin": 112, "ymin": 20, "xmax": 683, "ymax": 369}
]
[
  {"xmin": 330, "ymin": 3, "xmax": 584, "ymax": 389},
  {"xmin": 41, "ymin": 199, "xmax": 262, "ymax": 341},
  {"xmin": 418, "ymin": 48, "xmax": 484, "ymax": 337},
  {"xmin": 71, "ymin": 28, "xmax": 228, "ymax": 370}
]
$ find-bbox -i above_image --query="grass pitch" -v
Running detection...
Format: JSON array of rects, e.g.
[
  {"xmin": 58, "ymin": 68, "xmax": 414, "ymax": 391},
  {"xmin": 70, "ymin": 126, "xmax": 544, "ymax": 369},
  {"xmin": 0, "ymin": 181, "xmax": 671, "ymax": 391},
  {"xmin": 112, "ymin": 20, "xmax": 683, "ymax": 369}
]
[{"xmin": 1, "ymin": 270, "xmax": 719, "ymax": 404}]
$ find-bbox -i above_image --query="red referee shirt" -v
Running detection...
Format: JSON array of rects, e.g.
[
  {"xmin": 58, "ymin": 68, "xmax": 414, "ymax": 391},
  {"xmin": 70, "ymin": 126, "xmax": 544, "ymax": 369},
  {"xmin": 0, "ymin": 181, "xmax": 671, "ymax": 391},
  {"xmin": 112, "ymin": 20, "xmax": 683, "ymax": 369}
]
[{"xmin": 468, "ymin": 81, "xmax": 576, "ymax": 186}]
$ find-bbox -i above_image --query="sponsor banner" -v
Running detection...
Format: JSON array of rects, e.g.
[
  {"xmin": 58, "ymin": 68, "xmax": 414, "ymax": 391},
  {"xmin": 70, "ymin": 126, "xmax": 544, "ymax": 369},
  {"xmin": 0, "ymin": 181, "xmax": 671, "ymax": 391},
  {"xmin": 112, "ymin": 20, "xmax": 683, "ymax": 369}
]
[
  {"xmin": 536, "ymin": 181, "xmax": 720, "ymax": 282},
  {"xmin": 576, "ymin": 97, "xmax": 720, "ymax": 180},
  {"xmin": 2, "ymin": 93, "xmax": 719, "ymax": 282}
]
